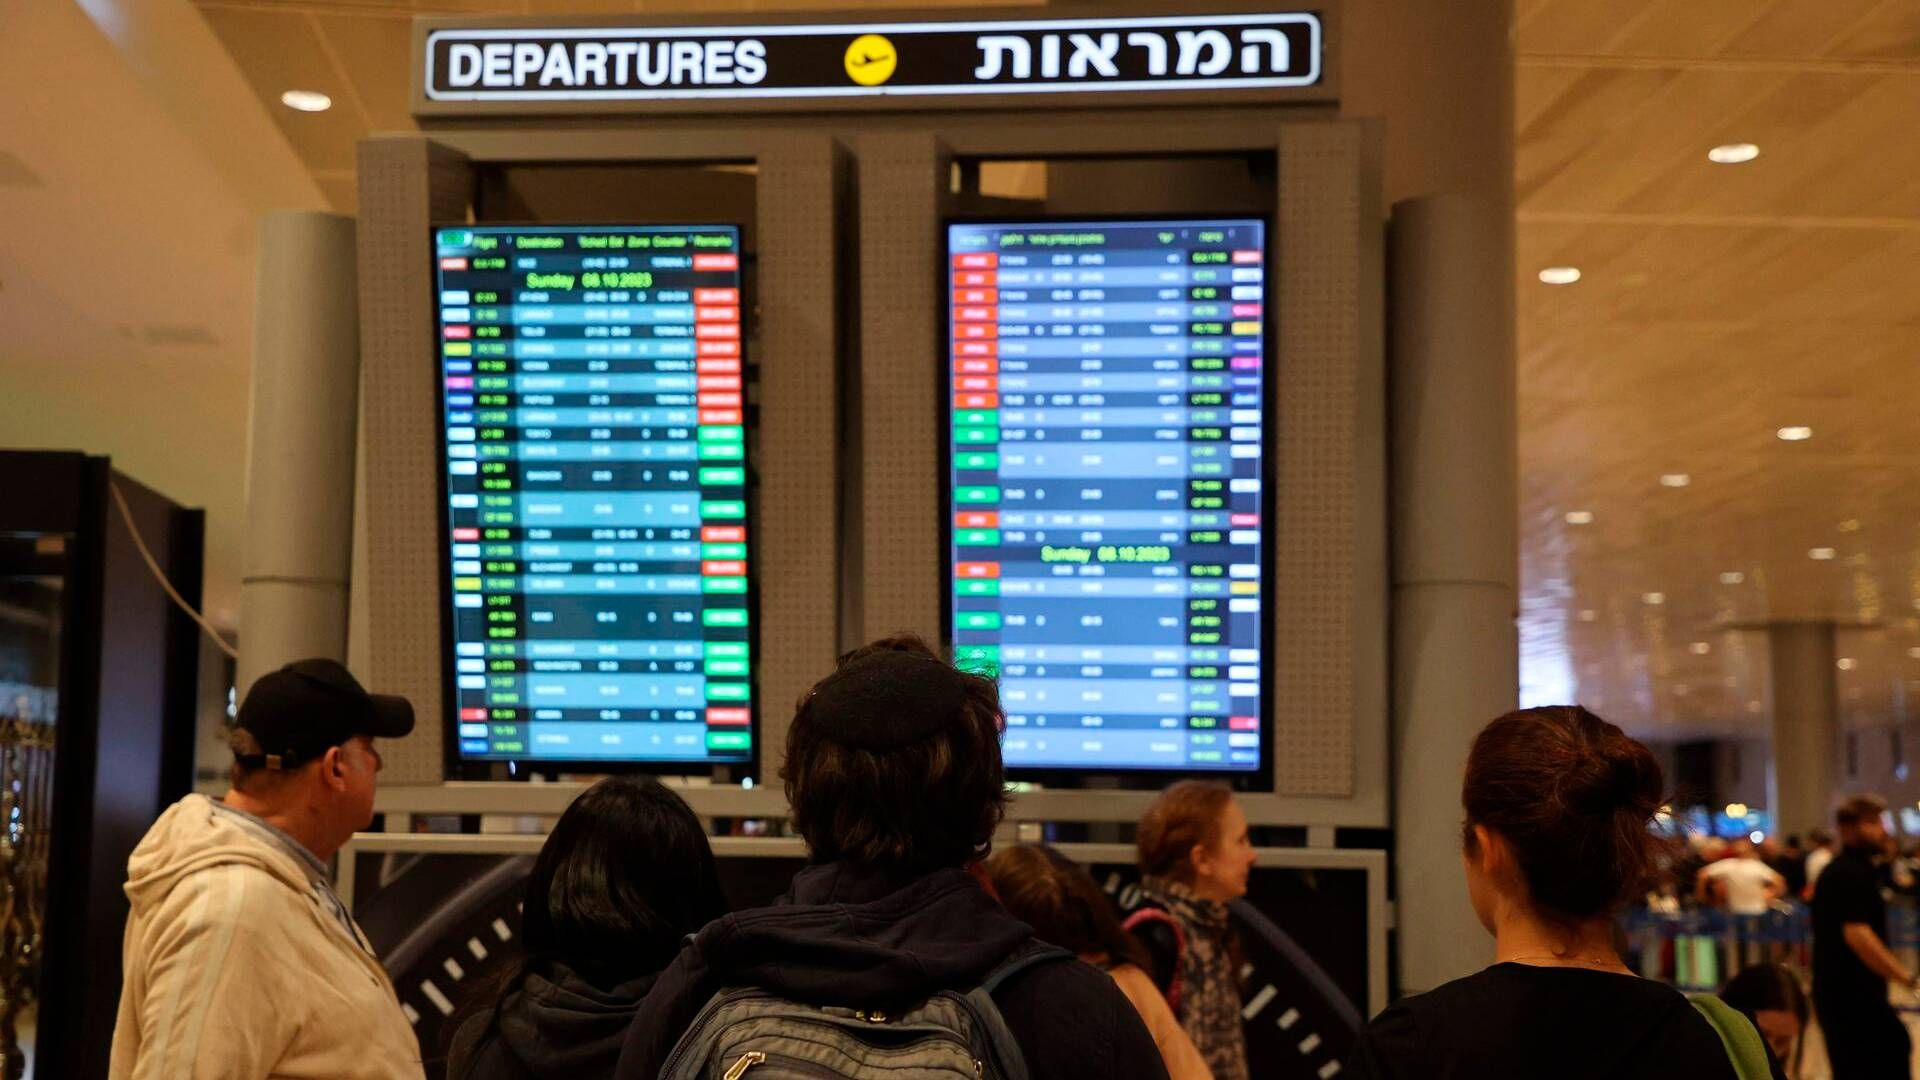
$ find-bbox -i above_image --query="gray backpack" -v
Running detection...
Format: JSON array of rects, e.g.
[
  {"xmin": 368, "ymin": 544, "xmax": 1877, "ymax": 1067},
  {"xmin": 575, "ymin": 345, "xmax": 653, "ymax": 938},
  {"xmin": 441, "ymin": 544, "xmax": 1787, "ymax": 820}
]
[{"xmin": 658, "ymin": 942, "xmax": 1073, "ymax": 1080}]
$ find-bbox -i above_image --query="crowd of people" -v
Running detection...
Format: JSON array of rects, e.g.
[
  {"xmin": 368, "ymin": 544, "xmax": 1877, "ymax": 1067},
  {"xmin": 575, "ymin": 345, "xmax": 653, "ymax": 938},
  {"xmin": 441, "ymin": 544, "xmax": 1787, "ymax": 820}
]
[{"xmin": 102, "ymin": 642, "xmax": 1918, "ymax": 1079}]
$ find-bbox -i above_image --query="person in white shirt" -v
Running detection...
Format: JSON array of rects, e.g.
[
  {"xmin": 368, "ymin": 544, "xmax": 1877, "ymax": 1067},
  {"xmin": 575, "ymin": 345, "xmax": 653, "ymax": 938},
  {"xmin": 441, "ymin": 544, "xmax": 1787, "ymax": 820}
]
[
  {"xmin": 1803, "ymin": 829, "xmax": 1836, "ymax": 899},
  {"xmin": 1696, "ymin": 839, "xmax": 1787, "ymax": 916}
]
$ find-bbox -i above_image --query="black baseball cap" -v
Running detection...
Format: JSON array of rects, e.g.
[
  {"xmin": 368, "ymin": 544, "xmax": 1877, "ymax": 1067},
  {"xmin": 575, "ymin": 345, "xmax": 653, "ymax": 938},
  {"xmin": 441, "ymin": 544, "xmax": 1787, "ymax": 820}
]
[{"xmin": 234, "ymin": 658, "xmax": 414, "ymax": 770}]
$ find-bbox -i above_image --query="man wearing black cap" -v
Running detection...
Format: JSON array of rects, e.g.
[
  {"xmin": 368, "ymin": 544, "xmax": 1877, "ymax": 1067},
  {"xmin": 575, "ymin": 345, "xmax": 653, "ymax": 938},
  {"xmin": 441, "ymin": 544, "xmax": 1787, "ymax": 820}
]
[
  {"xmin": 613, "ymin": 634, "xmax": 1169, "ymax": 1080},
  {"xmin": 109, "ymin": 659, "xmax": 425, "ymax": 1080}
]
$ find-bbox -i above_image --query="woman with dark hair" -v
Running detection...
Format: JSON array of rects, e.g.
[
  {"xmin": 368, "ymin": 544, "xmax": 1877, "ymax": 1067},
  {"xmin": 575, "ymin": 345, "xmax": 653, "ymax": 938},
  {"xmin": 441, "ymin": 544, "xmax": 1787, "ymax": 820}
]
[
  {"xmin": 446, "ymin": 776, "xmax": 727, "ymax": 1080},
  {"xmin": 1132, "ymin": 780, "xmax": 1257, "ymax": 1080},
  {"xmin": 1719, "ymin": 964, "xmax": 1807, "ymax": 1073},
  {"xmin": 1345, "ymin": 706, "xmax": 1781, "ymax": 1079},
  {"xmin": 987, "ymin": 844, "xmax": 1212, "ymax": 1080}
]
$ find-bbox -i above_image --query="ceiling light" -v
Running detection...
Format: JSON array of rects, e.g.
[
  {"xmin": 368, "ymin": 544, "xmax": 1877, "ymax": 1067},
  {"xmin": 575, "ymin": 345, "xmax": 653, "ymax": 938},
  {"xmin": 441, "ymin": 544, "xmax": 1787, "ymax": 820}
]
[
  {"xmin": 1659, "ymin": 473, "xmax": 1691, "ymax": 488},
  {"xmin": 1719, "ymin": 571, "xmax": 1745, "ymax": 585},
  {"xmin": 1838, "ymin": 519, "xmax": 1861, "ymax": 532},
  {"xmin": 1809, "ymin": 547, "xmax": 1836, "ymax": 561},
  {"xmin": 1578, "ymin": 609, "xmax": 1598, "ymax": 622},
  {"xmin": 1538, "ymin": 266, "xmax": 1582, "ymax": 286},
  {"xmin": 1643, "ymin": 592, "xmax": 1666, "ymax": 606},
  {"xmin": 280, "ymin": 89, "xmax": 332, "ymax": 112},
  {"xmin": 1837, "ymin": 657, "xmax": 1857, "ymax": 671},
  {"xmin": 1708, "ymin": 143, "xmax": 1761, "ymax": 164},
  {"xmin": 1690, "ymin": 642, "xmax": 1711, "ymax": 655},
  {"xmin": 1564, "ymin": 510, "xmax": 1594, "ymax": 525},
  {"xmin": 1777, "ymin": 426, "xmax": 1813, "ymax": 442},
  {"xmin": 1746, "ymin": 701, "xmax": 1763, "ymax": 714}
]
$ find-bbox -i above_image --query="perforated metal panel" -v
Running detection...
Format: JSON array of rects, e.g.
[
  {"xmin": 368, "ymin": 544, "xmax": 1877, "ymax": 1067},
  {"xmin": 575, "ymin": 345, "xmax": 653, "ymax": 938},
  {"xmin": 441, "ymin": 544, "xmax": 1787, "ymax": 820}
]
[
  {"xmin": 1269, "ymin": 122, "xmax": 1377, "ymax": 797},
  {"xmin": 854, "ymin": 134, "xmax": 949, "ymax": 645},
  {"xmin": 753, "ymin": 136, "xmax": 847, "ymax": 769},
  {"xmin": 357, "ymin": 136, "xmax": 472, "ymax": 785}
]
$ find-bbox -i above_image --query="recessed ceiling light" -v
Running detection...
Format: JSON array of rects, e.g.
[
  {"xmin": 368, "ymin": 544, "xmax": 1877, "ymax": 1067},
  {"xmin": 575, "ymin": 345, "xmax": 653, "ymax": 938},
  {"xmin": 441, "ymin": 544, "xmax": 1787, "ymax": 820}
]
[
  {"xmin": 1837, "ymin": 657, "xmax": 1857, "ymax": 671},
  {"xmin": 1777, "ymin": 426, "xmax": 1813, "ymax": 442},
  {"xmin": 1908, "ymin": 647, "xmax": 1920, "ymax": 660},
  {"xmin": 1838, "ymin": 518, "xmax": 1861, "ymax": 532},
  {"xmin": 280, "ymin": 89, "xmax": 332, "ymax": 112},
  {"xmin": 1708, "ymin": 143, "xmax": 1761, "ymax": 164},
  {"xmin": 1659, "ymin": 473, "xmax": 1691, "ymax": 488},
  {"xmin": 1809, "ymin": 547, "xmax": 1837, "ymax": 560},
  {"xmin": 1578, "ymin": 609, "xmax": 1598, "ymax": 622},
  {"xmin": 1746, "ymin": 701, "xmax": 1763, "ymax": 714},
  {"xmin": 1689, "ymin": 642, "xmax": 1711, "ymax": 655},
  {"xmin": 1538, "ymin": 266, "xmax": 1582, "ymax": 286},
  {"xmin": 1719, "ymin": 571, "xmax": 1746, "ymax": 585},
  {"xmin": 1643, "ymin": 592, "xmax": 1666, "ymax": 606},
  {"xmin": 1564, "ymin": 510, "xmax": 1594, "ymax": 525}
]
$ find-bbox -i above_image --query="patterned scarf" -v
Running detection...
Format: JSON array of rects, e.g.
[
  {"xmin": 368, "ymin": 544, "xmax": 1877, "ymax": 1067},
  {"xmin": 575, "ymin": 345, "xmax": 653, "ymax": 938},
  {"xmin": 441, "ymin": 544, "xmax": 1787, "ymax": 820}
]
[{"xmin": 1142, "ymin": 875, "xmax": 1248, "ymax": 1080}]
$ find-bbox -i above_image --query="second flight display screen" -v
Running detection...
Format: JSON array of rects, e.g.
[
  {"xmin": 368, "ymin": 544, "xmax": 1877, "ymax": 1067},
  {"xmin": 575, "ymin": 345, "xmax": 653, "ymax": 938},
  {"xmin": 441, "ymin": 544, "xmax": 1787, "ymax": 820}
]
[{"xmin": 946, "ymin": 218, "xmax": 1268, "ymax": 774}]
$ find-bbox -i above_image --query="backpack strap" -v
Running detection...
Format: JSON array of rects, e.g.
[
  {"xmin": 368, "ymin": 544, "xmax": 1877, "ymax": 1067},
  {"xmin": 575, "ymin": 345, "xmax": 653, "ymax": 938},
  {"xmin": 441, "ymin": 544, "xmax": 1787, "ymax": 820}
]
[
  {"xmin": 1688, "ymin": 994, "xmax": 1774, "ymax": 1080},
  {"xmin": 1122, "ymin": 906, "xmax": 1186, "ymax": 1014},
  {"xmin": 962, "ymin": 942, "xmax": 1075, "ymax": 1080}
]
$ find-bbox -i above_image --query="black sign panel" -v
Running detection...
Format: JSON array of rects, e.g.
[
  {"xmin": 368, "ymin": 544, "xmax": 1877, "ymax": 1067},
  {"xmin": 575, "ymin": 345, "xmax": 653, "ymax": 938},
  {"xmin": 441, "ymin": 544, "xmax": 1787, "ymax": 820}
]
[{"xmin": 424, "ymin": 13, "xmax": 1321, "ymax": 106}]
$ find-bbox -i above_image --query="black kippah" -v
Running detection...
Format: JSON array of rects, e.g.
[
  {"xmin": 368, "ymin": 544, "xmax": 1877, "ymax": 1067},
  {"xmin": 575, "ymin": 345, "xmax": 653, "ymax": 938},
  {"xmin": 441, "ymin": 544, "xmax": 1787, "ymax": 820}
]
[{"xmin": 807, "ymin": 650, "xmax": 972, "ymax": 749}]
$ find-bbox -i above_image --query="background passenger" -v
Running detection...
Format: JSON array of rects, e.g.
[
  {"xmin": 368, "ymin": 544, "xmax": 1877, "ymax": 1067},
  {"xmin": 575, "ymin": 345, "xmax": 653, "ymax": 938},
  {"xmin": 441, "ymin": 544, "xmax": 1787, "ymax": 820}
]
[
  {"xmin": 1697, "ymin": 839, "xmax": 1786, "ymax": 915},
  {"xmin": 1809, "ymin": 794, "xmax": 1914, "ymax": 1080},
  {"xmin": 447, "ymin": 776, "xmax": 727, "ymax": 1080},
  {"xmin": 1344, "ymin": 706, "xmax": 1780, "ymax": 1080},
  {"xmin": 1718, "ymin": 964, "xmax": 1808, "ymax": 1075},
  {"xmin": 1132, "ymin": 780, "xmax": 1257, "ymax": 1080},
  {"xmin": 986, "ymin": 844, "xmax": 1213, "ymax": 1080},
  {"xmin": 612, "ymin": 634, "xmax": 1169, "ymax": 1080}
]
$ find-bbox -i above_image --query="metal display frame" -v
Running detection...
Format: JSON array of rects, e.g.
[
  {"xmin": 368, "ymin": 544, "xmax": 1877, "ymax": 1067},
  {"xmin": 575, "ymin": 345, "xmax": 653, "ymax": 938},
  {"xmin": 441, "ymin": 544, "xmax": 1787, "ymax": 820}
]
[{"xmin": 357, "ymin": 0, "xmax": 1386, "ymax": 831}]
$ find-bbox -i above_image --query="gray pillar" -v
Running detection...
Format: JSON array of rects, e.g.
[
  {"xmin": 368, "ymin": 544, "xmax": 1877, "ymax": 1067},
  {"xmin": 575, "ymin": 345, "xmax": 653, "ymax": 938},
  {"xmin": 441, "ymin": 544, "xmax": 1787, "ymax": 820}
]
[
  {"xmin": 1768, "ymin": 621, "xmax": 1840, "ymax": 838},
  {"xmin": 1388, "ymin": 196, "xmax": 1518, "ymax": 992},
  {"xmin": 237, "ymin": 211, "xmax": 360, "ymax": 696}
]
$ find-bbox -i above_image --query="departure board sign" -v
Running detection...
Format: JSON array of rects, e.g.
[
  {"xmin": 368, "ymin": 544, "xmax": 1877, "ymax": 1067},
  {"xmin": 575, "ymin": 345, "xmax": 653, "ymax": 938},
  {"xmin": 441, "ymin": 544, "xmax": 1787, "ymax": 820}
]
[
  {"xmin": 946, "ymin": 218, "xmax": 1268, "ymax": 776},
  {"xmin": 435, "ymin": 224, "xmax": 752, "ymax": 770},
  {"xmin": 420, "ymin": 12, "xmax": 1322, "ymax": 109}
]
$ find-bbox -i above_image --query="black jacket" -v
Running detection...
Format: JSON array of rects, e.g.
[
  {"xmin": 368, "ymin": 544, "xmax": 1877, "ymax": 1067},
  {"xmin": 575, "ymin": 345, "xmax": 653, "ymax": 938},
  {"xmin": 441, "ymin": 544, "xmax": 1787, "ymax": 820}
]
[
  {"xmin": 448, "ymin": 961, "xmax": 656, "ymax": 1080},
  {"xmin": 613, "ymin": 860, "xmax": 1171, "ymax": 1080}
]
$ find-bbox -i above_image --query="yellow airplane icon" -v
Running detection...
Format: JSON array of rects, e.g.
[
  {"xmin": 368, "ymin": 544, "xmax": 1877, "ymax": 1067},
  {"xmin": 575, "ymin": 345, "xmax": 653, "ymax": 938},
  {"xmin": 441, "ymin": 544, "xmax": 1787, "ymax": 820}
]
[{"xmin": 844, "ymin": 33, "xmax": 897, "ymax": 86}]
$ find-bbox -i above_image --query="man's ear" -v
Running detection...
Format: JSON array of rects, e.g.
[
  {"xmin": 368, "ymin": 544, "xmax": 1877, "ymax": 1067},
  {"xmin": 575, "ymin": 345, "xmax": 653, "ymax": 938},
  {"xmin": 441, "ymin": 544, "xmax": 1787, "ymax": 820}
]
[{"xmin": 319, "ymin": 745, "xmax": 349, "ymax": 792}]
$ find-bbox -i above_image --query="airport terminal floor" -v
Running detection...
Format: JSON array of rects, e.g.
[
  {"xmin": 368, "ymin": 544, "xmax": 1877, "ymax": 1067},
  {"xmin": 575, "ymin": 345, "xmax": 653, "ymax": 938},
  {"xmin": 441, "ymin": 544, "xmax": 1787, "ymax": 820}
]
[{"xmin": 5, "ymin": 1, "xmax": 1920, "ymax": 1078}]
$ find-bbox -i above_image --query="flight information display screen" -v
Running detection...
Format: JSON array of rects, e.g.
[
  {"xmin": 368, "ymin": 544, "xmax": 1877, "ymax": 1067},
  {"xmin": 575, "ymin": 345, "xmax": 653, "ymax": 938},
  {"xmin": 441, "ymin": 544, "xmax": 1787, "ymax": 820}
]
[
  {"xmin": 945, "ymin": 217, "xmax": 1268, "ymax": 775},
  {"xmin": 435, "ymin": 224, "xmax": 752, "ymax": 769}
]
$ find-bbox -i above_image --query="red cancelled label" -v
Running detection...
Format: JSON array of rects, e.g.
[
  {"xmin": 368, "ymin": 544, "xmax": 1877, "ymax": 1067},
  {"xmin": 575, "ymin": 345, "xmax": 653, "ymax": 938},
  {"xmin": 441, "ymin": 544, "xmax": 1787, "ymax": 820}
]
[
  {"xmin": 697, "ymin": 340, "xmax": 741, "ymax": 357},
  {"xmin": 955, "ymin": 392, "xmax": 999, "ymax": 409},
  {"xmin": 702, "ymin": 560, "xmax": 747, "ymax": 576},
  {"xmin": 439, "ymin": 257, "xmax": 468, "ymax": 270},
  {"xmin": 953, "ymin": 288, "xmax": 998, "ymax": 305},
  {"xmin": 460, "ymin": 708, "xmax": 488, "ymax": 721},
  {"xmin": 955, "ymin": 341, "xmax": 998, "ymax": 357},
  {"xmin": 702, "ymin": 526, "xmax": 746, "ymax": 542},
  {"xmin": 694, "ymin": 288, "xmax": 739, "ymax": 304},
  {"xmin": 954, "ymin": 270, "xmax": 996, "ymax": 287},
  {"xmin": 957, "ymin": 358, "xmax": 998, "ymax": 374},
  {"xmin": 696, "ymin": 359, "xmax": 741, "ymax": 374},
  {"xmin": 953, "ymin": 252, "xmax": 997, "ymax": 269},
  {"xmin": 699, "ymin": 408, "xmax": 742, "ymax": 424},
  {"xmin": 1230, "ymin": 513, "xmax": 1259, "ymax": 526},
  {"xmin": 695, "ymin": 323, "xmax": 740, "ymax": 339},
  {"xmin": 452, "ymin": 527, "xmax": 480, "ymax": 541},
  {"xmin": 697, "ymin": 376, "xmax": 742, "ymax": 391},
  {"xmin": 706, "ymin": 707, "xmax": 751, "ymax": 726},
  {"xmin": 693, "ymin": 253, "xmax": 739, "ymax": 271},
  {"xmin": 955, "ymin": 562, "xmax": 1001, "ymax": 579},
  {"xmin": 700, "ymin": 392, "xmax": 742, "ymax": 408},
  {"xmin": 1232, "ymin": 250, "xmax": 1262, "ymax": 264},
  {"xmin": 1231, "ymin": 303, "xmax": 1262, "ymax": 318},
  {"xmin": 955, "ymin": 511, "xmax": 1000, "ymax": 528},
  {"xmin": 443, "ymin": 324, "xmax": 472, "ymax": 339},
  {"xmin": 1229, "ymin": 716, "xmax": 1259, "ymax": 730},
  {"xmin": 954, "ymin": 324, "xmax": 998, "ymax": 340},
  {"xmin": 953, "ymin": 305, "xmax": 997, "ymax": 323},
  {"xmin": 696, "ymin": 306, "xmax": 740, "ymax": 322},
  {"xmin": 954, "ymin": 376, "xmax": 997, "ymax": 392}
]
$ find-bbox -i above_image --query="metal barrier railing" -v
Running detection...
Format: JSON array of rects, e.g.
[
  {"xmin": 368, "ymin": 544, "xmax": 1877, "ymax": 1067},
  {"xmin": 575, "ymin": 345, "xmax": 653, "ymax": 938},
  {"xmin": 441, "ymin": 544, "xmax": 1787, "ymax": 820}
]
[{"xmin": 1622, "ymin": 901, "xmax": 1920, "ymax": 991}]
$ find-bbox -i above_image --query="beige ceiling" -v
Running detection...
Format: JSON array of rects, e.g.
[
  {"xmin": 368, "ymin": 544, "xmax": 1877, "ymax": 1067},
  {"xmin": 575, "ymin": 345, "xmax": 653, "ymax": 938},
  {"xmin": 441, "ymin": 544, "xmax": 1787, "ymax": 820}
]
[
  {"xmin": 1513, "ymin": 0, "xmax": 1920, "ymax": 739},
  {"xmin": 17, "ymin": 0, "xmax": 1920, "ymax": 745}
]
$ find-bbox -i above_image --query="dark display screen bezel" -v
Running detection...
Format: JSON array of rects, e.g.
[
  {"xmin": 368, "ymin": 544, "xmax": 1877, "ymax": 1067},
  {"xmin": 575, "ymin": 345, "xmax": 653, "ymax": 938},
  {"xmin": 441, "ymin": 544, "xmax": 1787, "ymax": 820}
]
[{"xmin": 430, "ymin": 221, "xmax": 760, "ymax": 780}]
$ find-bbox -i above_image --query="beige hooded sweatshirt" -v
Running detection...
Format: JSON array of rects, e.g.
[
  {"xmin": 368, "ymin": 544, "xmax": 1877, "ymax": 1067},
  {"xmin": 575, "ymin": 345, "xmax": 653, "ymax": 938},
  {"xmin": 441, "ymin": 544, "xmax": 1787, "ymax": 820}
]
[{"xmin": 109, "ymin": 794, "xmax": 425, "ymax": 1080}]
